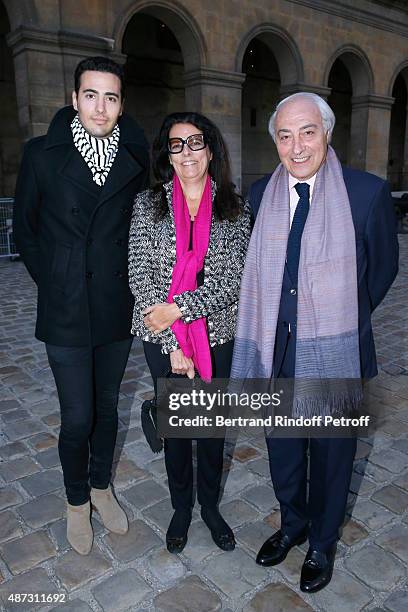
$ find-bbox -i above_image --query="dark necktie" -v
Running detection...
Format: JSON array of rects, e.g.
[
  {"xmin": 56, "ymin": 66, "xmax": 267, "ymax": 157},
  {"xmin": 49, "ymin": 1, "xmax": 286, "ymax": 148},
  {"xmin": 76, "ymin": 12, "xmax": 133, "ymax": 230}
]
[{"xmin": 286, "ymin": 182, "xmax": 310, "ymax": 285}]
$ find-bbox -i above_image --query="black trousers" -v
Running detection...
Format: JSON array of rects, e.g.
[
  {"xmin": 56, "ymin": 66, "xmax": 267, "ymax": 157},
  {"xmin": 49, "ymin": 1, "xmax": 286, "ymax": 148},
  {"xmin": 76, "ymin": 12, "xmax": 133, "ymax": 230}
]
[
  {"xmin": 266, "ymin": 436, "xmax": 356, "ymax": 551},
  {"xmin": 143, "ymin": 340, "xmax": 233, "ymax": 511},
  {"xmin": 46, "ymin": 338, "xmax": 132, "ymax": 505}
]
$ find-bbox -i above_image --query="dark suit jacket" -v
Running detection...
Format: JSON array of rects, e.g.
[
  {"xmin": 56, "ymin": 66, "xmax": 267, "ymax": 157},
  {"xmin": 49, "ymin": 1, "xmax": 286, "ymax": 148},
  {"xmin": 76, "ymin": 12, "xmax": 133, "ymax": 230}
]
[
  {"xmin": 248, "ymin": 166, "xmax": 399, "ymax": 379},
  {"xmin": 13, "ymin": 105, "xmax": 150, "ymax": 346}
]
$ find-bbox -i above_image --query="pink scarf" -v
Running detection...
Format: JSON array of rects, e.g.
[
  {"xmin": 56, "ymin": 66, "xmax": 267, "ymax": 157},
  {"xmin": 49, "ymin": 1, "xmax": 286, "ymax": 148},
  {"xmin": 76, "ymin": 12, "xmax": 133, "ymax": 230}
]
[{"xmin": 167, "ymin": 174, "xmax": 213, "ymax": 381}]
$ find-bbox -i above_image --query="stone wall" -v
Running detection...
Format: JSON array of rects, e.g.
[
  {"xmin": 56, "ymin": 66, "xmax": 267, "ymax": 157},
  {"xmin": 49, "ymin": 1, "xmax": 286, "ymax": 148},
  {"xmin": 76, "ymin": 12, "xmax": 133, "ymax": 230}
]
[
  {"xmin": 1, "ymin": 0, "xmax": 408, "ymax": 194},
  {"xmin": 0, "ymin": 2, "xmax": 20, "ymax": 196}
]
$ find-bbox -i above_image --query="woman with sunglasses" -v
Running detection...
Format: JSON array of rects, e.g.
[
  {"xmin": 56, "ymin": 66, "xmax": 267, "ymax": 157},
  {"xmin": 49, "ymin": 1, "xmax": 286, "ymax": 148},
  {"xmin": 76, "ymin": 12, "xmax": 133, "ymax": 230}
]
[{"xmin": 128, "ymin": 112, "xmax": 250, "ymax": 554}]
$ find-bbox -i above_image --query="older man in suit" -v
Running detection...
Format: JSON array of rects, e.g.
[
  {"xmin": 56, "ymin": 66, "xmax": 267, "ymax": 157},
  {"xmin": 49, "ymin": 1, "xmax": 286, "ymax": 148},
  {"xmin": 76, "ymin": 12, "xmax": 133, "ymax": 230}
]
[
  {"xmin": 13, "ymin": 56, "xmax": 149, "ymax": 555},
  {"xmin": 232, "ymin": 92, "xmax": 398, "ymax": 592}
]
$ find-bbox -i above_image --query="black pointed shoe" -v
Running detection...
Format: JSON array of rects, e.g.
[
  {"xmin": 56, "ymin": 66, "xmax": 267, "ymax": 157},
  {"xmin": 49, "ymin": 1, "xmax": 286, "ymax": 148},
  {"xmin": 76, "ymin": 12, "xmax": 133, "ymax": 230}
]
[
  {"xmin": 201, "ymin": 507, "xmax": 235, "ymax": 551},
  {"xmin": 166, "ymin": 509, "xmax": 192, "ymax": 554},
  {"xmin": 256, "ymin": 529, "xmax": 308, "ymax": 567},
  {"xmin": 300, "ymin": 544, "xmax": 336, "ymax": 593},
  {"xmin": 166, "ymin": 535, "xmax": 187, "ymax": 554}
]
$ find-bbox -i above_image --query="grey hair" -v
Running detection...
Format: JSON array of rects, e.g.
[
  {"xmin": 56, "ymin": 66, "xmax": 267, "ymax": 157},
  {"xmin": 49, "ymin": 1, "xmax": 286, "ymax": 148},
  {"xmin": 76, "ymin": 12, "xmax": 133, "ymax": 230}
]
[{"xmin": 268, "ymin": 92, "xmax": 336, "ymax": 143}]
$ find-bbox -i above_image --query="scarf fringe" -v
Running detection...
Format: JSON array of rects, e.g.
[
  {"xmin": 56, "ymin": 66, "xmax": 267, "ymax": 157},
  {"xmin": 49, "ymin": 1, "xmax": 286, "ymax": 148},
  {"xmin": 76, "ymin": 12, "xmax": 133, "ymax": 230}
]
[{"xmin": 292, "ymin": 389, "xmax": 363, "ymax": 418}]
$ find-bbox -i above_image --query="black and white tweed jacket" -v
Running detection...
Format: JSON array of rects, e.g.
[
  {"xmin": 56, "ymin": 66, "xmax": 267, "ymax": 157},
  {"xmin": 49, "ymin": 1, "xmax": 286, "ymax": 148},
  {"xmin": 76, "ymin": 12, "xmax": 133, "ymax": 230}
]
[{"xmin": 128, "ymin": 180, "xmax": 251, "ymax": 353}]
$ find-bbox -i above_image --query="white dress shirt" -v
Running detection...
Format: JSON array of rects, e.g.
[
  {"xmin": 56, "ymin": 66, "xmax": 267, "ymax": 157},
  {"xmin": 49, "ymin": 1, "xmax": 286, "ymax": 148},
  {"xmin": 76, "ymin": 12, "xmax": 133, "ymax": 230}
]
[{"xmin": 288, "ymin": 173, "xmax": 316, "ymax": 228}]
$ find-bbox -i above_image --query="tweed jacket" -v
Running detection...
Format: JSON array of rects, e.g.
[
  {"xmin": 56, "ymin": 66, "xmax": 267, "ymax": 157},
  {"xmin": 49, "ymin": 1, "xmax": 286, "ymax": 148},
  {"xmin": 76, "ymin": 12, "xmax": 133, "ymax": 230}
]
[{"xmin": 128, "ymin": 181, "xmax": 251, "ymax": 353}]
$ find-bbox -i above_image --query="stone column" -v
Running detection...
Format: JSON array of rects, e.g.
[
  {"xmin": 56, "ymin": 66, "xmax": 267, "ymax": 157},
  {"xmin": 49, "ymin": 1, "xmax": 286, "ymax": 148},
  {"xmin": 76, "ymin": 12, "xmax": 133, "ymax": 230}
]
[
  {"xmin": 7, "ymin": 27, "xmax": 66, "ymax": 139},
  {"xmin": 349, "ymin": 95, "xmax": 371, "ymax": 171},
  {"xmin": 184, "ymin": 68, "xmax": 245, "ymax": 190},
  {"xmin": 59, "ymin": 30, "xmax": 116, "ymax": 103},
  {"xmin": 351, "ymin": 94, "xmax": 394, "ymax": 179},
  {"xmin": 401, "ymin": 105, "xmax": 408, "ymax": 190},
  {"xmin": 7, "ymin": 26, "xmax": 114, "ymax": 140}
]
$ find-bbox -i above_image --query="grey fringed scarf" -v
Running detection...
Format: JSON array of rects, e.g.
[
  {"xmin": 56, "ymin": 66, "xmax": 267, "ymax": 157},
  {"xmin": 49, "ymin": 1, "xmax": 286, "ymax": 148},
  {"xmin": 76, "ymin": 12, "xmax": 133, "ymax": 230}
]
[
  {"xmin": 231, "ymin": 147, "xmax": 362, "ymax": 417},
  {"xmin": 71, "ymin": 114, "xmax": 120, "ymax": 186}
]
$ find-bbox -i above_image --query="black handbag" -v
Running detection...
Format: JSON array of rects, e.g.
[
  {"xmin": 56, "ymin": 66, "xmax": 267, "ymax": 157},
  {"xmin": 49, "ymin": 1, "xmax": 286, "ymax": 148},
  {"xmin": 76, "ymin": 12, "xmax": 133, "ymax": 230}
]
[
  {"xmin": 141, "ymin": 367, "xmax": 197, "ymax": 453},
  {"xmin": 141, "ymin": 398, "xmax": 163, "ymax": 454}
]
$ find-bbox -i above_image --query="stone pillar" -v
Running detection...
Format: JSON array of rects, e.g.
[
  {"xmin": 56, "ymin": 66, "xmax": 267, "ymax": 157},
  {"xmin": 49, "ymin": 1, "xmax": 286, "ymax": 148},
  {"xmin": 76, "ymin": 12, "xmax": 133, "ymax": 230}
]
[
  {"xmin": 59, "ymin": 30, "xmax": 116, "ymax": 103},
  {"xmin": 401, "ymin": 105, "xmax": 408, "ymax": 189},
  {"xmin": 184, "ymin": 68, "xmax": 245, "ymax": 190},
  {"xmin": 351, "ymin": 94, "xmax": 394, "ymax": 179},
  {"xmin": 349, "ymin": 96, "xmax": 371, "ymax": 171},
  {"xmin": 7, "ymin": 27, "xmax": 65, "ymax": 139},
  {"xmin": 7, "ymin": 26, "xmax": 114, "ymax": 140}
]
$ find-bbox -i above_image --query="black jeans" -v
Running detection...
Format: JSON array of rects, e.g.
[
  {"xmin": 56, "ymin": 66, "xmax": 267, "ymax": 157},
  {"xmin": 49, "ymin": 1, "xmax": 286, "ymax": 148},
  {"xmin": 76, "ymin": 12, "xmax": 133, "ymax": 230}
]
[
  {"xmin": 46, "ymin": 338, "xmax": 132, "ymax": 505},
  {"xmin": 143, "ymin": 340, "xmax": 234, "ymax": 511}
]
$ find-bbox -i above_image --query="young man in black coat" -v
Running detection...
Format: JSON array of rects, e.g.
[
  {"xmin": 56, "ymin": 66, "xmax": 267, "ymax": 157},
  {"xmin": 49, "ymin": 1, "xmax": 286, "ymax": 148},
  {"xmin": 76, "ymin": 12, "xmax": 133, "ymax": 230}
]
[{"xmin": 13, "ymin": 56, "xmax": 149, "ymax": 555}]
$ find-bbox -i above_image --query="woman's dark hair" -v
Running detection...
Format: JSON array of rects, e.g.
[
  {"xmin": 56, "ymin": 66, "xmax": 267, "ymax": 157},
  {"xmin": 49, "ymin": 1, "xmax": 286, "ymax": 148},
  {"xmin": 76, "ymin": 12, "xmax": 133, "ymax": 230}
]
[
  {"xmin": 152, "ymin": 112, "xmax": 243, "ymax": 221},
  {"xmin": 74, "ymin": 56, "xmax": 125, "ymax": 100}
]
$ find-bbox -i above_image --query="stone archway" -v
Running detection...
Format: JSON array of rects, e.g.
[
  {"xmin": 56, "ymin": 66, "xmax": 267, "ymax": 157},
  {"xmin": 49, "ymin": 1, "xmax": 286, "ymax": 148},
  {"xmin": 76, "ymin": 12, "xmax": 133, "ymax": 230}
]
[
  {"xmin": 236, "ymin": 24, "xmax": 304, "ymax": 192},
  {"xmin": 324, "ymin": 45, "xmax": 374, "ymax": 98},
  {"xmin": 235, "ymin": 24, "xmax": 304, "ymax": 90},
  {"xmin": 388, "ymin": 63, "xmax": 408, "ymax": 190},
  {"xmin": 113, "ymin": 1, "xmax": 206, "ymax": 74},
  {"xmin": 0, "ymin": 0, "xmax": 20, "ymax": 196},
  {"xmin": 113, "ymin": 1, "xmax": 206, "ymax": 171},
  {"xmin": 325, "ymin": 46, "xmax": 374, "ymax": 170}
]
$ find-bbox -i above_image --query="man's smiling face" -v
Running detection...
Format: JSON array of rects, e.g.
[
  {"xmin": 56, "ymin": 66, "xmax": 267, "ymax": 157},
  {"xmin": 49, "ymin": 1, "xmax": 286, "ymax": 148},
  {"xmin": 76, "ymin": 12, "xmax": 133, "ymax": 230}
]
[{"xmin": 274, "ymin": 97, "xmax": 329, "ymax": 180}]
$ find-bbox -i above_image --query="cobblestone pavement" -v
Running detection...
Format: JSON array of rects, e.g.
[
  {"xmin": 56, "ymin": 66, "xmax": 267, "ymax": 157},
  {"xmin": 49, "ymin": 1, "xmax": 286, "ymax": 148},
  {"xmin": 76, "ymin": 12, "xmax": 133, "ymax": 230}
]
[{"xmin": 0, "ymin": 237, "xmax": 407, "ymax": 612}]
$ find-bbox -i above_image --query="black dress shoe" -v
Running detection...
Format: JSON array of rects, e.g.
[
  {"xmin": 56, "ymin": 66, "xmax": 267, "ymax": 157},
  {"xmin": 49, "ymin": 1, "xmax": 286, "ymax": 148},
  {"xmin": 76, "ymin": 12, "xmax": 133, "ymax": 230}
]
[
  {"xmin": 201, "ymin": 507, "xmax": 235, "ymax": 551},
  {"xmin": 300, "ymin": 545, "xmax": 336, "ymax": 593},
  {"xmin": 166, "ymin": 509, "xmax": 192, "ymax": 554},
  {"xmin": 256, "ymin": 529, "xmax": 308, "ymax": 567}
]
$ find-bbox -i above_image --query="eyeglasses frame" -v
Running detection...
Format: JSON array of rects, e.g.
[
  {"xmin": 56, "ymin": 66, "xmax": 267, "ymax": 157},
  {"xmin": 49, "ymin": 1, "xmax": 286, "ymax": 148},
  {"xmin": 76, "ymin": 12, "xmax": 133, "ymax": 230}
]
[{"xmin": 167, "ymin": 133, "xmax": 207, "ymax": 154}]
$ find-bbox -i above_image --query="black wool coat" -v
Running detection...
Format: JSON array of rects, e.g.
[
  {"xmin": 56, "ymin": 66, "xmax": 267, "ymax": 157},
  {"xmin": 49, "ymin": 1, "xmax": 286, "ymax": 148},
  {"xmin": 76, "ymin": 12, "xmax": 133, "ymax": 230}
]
[{"xmin": 13, "ymin": 105, "xmax": 150, "ymax": 347}]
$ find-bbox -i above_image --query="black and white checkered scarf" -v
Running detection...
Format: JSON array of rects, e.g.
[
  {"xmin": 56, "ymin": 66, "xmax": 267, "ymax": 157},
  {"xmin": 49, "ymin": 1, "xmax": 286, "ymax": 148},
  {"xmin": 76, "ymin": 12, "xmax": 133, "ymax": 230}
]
[{"xmin": 71, "ymin": 114, "xmax": 120, "ymax": 186}]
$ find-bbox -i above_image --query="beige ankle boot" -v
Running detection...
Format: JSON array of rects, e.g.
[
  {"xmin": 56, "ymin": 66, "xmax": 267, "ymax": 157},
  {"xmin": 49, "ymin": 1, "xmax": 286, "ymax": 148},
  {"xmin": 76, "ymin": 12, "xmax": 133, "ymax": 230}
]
[
  {"xmin": 66, "ymin": 501, "xmax": 93, "ymax": 555},
  {"xmin": 91, "ymin": 487, "xmax": 128, "ymax": 534}
]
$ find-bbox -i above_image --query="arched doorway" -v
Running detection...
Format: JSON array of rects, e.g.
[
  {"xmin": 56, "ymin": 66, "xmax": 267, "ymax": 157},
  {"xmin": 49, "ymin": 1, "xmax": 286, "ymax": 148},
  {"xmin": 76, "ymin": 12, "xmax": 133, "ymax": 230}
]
[
  {"xmin": 115, "ymin": 2, "xmax": 205, "ymax": 164},
  {"xmin": 388, "ymin": 71, "xmax": 408, "ymax": 190},
  {"xmin": 325, "ymin": 47, "xmax": 373, "ymax": 171},
  {"xmin": 237, "ymin": 26, "xmax": 303, "ymax": 194},
  {"xmin": 328, "ymin": 59, "xmax": 352, "ymax": 165},
  {"xmin": 122, "ymin": 14, "xmax": 184, "ymax": 151},
  {"xmin": 0, "ymin": 0, "xmax": 20, "ymax": 196}
]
